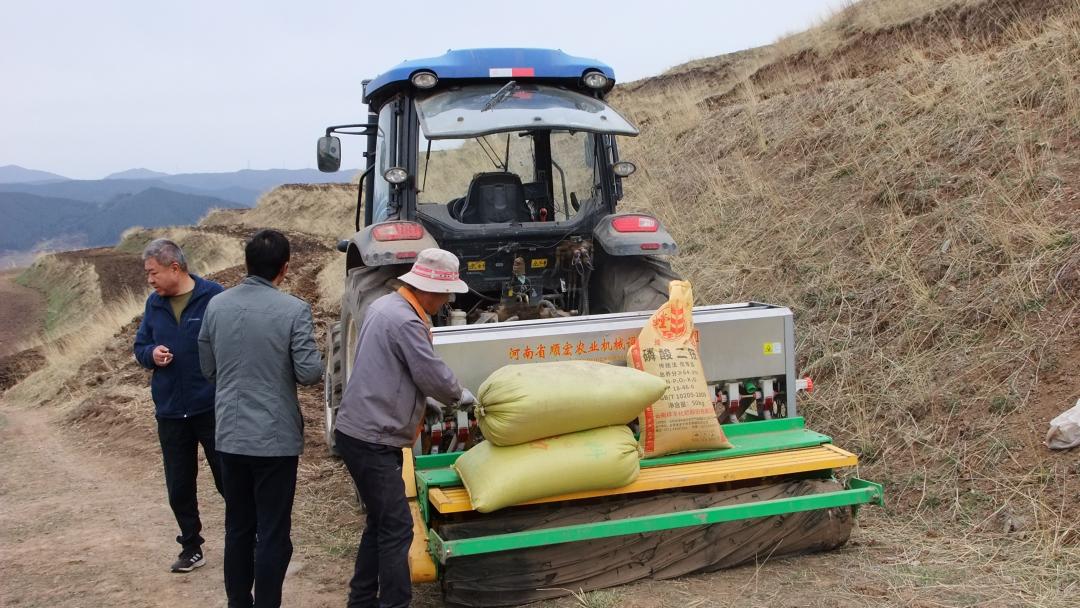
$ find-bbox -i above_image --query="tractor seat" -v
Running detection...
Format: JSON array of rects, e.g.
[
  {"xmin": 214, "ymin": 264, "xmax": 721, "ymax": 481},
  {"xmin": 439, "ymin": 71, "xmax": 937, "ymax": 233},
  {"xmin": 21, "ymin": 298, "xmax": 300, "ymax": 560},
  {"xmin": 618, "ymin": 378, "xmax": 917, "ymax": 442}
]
[{"xmin": 455, "ymin": 172, "xmax": 530, "ymax": 224}]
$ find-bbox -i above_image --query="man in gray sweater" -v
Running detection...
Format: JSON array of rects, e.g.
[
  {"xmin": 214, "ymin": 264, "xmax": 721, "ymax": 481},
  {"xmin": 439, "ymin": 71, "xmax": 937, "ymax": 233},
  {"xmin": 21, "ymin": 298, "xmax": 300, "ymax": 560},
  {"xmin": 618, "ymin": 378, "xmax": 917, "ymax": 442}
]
[
  {"xmin": 334, "ymin": 248, "xmax": 474, "ymax": 608},
  {"xmin": 198, "ymin": 229, "xmax": 323, "ymax": 608}
]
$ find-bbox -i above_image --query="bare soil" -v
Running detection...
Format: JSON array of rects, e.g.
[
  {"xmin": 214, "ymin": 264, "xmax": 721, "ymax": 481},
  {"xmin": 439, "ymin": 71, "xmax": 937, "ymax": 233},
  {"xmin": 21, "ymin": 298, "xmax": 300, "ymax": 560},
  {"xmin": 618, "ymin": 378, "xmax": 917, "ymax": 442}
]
[
  {"xmin": 0, "ymin": 269, "xmax": 45, "ymax": 356},
  {"xmin": 0, "ymin": 400, "xmax": 351, "ymax": 608},
  {"xmin": 55, "ymin": 247, "xmax": 146, "ymax": 301}
]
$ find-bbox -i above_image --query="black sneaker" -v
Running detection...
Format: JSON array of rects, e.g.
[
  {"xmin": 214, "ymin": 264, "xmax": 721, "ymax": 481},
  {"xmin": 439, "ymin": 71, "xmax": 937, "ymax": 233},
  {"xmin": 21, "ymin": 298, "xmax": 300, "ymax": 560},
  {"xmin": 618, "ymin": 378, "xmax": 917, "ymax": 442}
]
[{"xmin": 170, "ymin": 548, "xmax": 206, "ymax": 573}]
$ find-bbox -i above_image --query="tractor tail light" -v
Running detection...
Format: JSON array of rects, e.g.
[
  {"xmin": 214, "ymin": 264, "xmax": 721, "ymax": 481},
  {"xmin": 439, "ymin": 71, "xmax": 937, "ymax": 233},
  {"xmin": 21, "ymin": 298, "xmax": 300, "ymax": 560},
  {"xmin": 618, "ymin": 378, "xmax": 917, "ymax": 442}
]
[
  {"xmin": 611, "ymin": 215, "xmax": 659, "ymax": 233},
  {"xmin": 372, "ymin": 221, "xmax": 424, "ymax": 241}
]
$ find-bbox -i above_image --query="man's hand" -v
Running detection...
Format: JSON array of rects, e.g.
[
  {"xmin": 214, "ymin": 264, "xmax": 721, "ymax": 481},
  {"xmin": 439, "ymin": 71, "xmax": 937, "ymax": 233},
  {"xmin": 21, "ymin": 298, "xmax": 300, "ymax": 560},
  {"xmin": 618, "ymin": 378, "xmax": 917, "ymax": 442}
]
[
  {"xmin": 454, "ymin": 388, "xmax": 477, "ymax": 412},
  {"xmin": 425, "ymin": 398, "xmax": 445, "ymax": 422},
  {"xmin": 152, "ymin": 345, "xmax": 173, "ymax": 367}
]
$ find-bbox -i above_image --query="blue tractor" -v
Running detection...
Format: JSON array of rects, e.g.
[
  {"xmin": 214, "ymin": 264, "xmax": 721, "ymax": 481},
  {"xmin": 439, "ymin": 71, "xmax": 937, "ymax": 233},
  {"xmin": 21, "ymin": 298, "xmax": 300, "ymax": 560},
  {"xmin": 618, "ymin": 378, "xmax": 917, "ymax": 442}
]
[{"xmin": 320, "ymin": 49, "xmax": 681, "ymax": 453}]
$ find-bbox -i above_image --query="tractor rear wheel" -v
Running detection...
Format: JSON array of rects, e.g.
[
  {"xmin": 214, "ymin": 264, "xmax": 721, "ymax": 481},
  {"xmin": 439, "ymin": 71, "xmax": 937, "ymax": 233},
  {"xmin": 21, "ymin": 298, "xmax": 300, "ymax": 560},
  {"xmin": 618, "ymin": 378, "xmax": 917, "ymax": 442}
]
[
  {"xmin": 591, "ymin": 255, "xmax": 681, "ymax": 315},
  {"xmin": 323, "ymin": 264, "xmax": 408, "ymax": 457},
  {"xmin": 340, "ymin": 264, "xmax": 409, "ymax": 381},
  {"xmin": 324, "ymin": 322, "xmax": 343, "ymax": 456}
]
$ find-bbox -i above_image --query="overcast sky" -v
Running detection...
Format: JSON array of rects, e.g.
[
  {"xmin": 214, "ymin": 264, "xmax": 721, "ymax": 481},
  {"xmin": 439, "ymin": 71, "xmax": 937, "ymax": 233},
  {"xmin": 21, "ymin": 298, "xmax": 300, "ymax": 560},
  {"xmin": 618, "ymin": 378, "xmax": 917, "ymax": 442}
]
[{"xmin": 1, "ymin": 1, "xmax": 847, "ymax": 179}]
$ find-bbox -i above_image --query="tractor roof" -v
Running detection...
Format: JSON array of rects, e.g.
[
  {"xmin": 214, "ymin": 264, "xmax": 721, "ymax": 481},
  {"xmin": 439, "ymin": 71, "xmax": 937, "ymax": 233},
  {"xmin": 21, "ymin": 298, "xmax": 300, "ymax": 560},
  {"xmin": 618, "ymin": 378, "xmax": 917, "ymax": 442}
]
[{"xmin": 363, "ymin": 48, "xmax": 616, "ymax": 105}]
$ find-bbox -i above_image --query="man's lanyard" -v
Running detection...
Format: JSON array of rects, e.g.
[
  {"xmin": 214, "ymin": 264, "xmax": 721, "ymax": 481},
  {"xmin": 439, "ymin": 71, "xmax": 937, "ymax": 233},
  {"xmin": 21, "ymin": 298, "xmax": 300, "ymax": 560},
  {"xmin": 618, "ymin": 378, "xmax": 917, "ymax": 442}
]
[
  {"xmin": 397, "ymin": 287, "xmax": 433, "ymax": 342},
  {"xmin": 397, "ymin": 286, "xmax": 437, "ymax": 442}
]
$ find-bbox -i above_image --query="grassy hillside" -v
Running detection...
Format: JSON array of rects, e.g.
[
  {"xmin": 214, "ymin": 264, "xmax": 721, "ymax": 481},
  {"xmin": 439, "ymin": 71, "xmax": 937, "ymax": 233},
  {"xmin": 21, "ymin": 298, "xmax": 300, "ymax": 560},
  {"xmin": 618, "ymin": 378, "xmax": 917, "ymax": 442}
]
[
  {"xmin": 202, "ymin": 182, "xmax": 358, "ymax": 240},
  {"xmin": 8, "ymin": 226, "xmax": 245, "ymax": 409},
  {"xmin": 609, "ymin": 0, "xmax": 1080, "ymax": 597},
  {"xmin": 15, "ymin": 255, "xmax": 103, "ymax": 335},
  {"xmin": 115, "ymin": 226, "xmax": 246, "ymax": 276}
]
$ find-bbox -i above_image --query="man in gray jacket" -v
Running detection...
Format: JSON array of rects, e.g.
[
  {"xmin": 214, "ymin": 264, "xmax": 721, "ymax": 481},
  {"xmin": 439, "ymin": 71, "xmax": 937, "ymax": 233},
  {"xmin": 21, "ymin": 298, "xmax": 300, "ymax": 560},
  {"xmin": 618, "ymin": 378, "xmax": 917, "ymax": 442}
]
[
  {"xmin": 335, "ymin": 248, "xmax": 474, "ymax": 608},
  {"xmin": 198, "ymin": 229, "xmax": 323, "ymax": 608}
]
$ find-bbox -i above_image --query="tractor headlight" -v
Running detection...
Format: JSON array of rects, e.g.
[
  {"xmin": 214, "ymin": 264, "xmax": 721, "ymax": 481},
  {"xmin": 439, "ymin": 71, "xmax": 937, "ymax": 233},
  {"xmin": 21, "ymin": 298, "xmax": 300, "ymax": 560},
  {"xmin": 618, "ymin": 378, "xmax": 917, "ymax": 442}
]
[
  {"xmin": 411, "ymin": 71, "xmax": 438, "ymax": 89},
  {"xmin": 583, "ymin": 71, "xmax": 609, "ymax": 89},
  {"xmin": 612, "ymin": 161, "xmax": 636, "ymax": 177},
  {"xmin": 384, "ymin": 167, "xmax": 408, "ymax": 184}
]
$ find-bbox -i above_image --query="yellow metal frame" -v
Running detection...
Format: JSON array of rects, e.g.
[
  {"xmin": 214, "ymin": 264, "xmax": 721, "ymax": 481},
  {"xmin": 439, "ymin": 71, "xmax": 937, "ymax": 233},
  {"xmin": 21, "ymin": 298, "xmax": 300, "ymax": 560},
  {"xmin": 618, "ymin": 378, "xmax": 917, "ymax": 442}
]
[
  {"xmin": 407, "ymin": 500, "xmax": 438, "ymax": 582},
  {"xmin": 428, "ymin": 444, "xmax": 857, "ymax": 515},
  {"xmin": 403, "ymin": 448, "xmax": 439, "ymax": 581}
]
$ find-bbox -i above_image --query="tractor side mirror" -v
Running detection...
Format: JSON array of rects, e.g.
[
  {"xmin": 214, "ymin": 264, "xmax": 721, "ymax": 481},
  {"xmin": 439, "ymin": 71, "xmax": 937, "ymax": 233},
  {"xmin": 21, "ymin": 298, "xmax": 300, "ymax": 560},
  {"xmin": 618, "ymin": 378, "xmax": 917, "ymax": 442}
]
[{"xmin": 317, "ymin": 136, "xmax": 342, "ymax": 172}]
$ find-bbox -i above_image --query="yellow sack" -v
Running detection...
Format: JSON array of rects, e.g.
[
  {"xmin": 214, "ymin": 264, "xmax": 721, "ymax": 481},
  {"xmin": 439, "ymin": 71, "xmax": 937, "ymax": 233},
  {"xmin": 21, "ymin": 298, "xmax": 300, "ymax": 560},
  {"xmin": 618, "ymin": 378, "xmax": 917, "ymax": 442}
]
[
  {"xmin": 628, "ymin": 280, "xmax": 732, "ymax": 457},
  {"xmin": 476, "ymin": 360, "xmax": 667, "ymax": 446},
  {"xmin": 454, "ymin": 426, "xmax": 640, "ymax": 513}
]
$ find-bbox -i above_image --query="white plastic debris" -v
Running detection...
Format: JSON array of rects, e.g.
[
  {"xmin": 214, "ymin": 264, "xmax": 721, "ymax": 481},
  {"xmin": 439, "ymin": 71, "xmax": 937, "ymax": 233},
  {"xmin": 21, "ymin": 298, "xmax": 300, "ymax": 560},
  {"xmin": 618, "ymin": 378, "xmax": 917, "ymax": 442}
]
[{"xmin": 1045, "ymin": 398, "xmax": 1080, "ymax": 450}]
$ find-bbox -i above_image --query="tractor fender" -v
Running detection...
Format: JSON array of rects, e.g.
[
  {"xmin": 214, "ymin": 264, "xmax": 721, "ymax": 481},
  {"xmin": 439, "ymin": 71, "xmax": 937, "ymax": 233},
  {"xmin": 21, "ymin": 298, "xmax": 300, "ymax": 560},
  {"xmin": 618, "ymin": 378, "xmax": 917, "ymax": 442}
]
[
  {"xmin": 592, "ymin": 213, "xmax": 678, "ymax": 256},
  {"xmin": 344, "ymin": 221, "xmax": 440, "ymax": 271}
]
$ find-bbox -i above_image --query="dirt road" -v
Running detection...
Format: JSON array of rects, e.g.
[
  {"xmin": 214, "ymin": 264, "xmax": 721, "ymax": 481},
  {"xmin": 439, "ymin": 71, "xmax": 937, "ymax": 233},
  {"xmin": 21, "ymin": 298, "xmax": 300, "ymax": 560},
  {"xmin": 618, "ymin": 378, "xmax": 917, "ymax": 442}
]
[
  {"xmin": 0, "ymin": 402, "xmax": 345, "ymax": 608},
  {"xmin": 0, "ymin": 398, "xmax": 878, "ymax": 608},
  {"xmin": 0, "ymin": 269, "xmax": 45, "ymax": 356}
]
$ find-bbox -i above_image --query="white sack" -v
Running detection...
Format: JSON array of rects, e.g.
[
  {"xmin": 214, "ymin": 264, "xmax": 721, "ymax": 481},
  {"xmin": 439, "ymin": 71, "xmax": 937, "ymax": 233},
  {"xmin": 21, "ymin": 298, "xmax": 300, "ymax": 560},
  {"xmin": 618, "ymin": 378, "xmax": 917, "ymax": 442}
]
[{"xmin": 1046, "ymin": 398, "xmax": 1080, "ymax": 450}]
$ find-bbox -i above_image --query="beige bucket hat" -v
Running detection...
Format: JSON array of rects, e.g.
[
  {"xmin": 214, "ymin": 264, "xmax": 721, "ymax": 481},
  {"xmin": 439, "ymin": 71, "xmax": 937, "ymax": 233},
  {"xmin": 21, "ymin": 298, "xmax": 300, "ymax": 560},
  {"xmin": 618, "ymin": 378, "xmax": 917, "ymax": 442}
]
[{"xmin": 399, "ymin": 248, "xmax": 469, "ymax": 294}]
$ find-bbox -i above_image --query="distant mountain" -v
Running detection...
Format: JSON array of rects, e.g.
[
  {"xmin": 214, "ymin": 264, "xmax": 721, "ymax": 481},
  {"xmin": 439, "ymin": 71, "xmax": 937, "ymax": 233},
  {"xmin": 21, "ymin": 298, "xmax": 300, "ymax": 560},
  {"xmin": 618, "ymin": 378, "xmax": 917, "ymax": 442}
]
[
  {"xmin": 0, "ymin": 188, "xmax": 239, "ymax": 252},
  {"xmin": 155, "ymin": 168, "xmax": 358, "ymax": 194},
  {"xmin": 0, "ymin": 167, "xmax": 358, "ymax": 207},
  {"xmin": 0, "ymin": 178, "xmax": 258, "ymax": 207},
  {"xmin": 105, "ymin": 168, "xmax": 170, "ymax": 180},
  {"xmin": 0, "ymin": 192, "xmax": 89, "ymax": 250},
  {"xmin": 0, "ymin": 165, "xmax": 69, "ymax": 184}
]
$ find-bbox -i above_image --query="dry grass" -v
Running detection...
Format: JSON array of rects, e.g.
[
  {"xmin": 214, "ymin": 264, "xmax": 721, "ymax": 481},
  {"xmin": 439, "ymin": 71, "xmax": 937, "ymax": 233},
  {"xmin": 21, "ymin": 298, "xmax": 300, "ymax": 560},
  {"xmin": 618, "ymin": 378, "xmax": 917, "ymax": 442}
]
[
  {"xmin": 609, "ymin": 0, "xmax": 1080, "ymax": 601},
  {"xmin": 7, "ymin": 227, "xmax": 248, "ymax": 410},
  {"xmin": 205, "ymin": 183, "xmax": 358, "ymax": 240},
  {"xmin": 116, "ymin": 226, "xmax": 245, "ymax": 276},
  {"xmin": 316, "ymin": 252, "xmax": 346, "ymax": 314},
  {"xmin": 15, "ymin": 255, "xmax": 104, "ymax": 337},
  {"xmin": 5, "ymin": 291, "xmax": 145, "ymax": 409}
]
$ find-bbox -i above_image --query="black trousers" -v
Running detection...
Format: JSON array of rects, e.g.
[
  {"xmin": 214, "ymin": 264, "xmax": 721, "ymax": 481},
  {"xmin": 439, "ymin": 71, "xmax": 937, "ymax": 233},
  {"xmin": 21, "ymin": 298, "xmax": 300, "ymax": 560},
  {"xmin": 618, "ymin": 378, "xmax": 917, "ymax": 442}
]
[
  {"xmin": 156, "ymin": 411, "xmax": 223, "ymax": 552},
  {"xmin": 335, "ymin": 431, "xmax": 413, "ymax": 608},
  {"xmin": 219, "ymin": 452, "xmax": 298, "ymax": 608}
]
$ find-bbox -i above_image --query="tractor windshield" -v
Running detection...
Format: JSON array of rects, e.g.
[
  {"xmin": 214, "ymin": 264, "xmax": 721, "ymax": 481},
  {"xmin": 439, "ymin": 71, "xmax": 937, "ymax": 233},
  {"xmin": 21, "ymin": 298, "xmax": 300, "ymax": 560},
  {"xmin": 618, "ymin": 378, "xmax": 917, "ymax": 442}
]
[
  {"xmin": 417, "ymin": 129, "xmax": 600, "ymax": 223},
  {"xmin": 415, "ymin": 83, "xmax": 638, "ymax": 139}
]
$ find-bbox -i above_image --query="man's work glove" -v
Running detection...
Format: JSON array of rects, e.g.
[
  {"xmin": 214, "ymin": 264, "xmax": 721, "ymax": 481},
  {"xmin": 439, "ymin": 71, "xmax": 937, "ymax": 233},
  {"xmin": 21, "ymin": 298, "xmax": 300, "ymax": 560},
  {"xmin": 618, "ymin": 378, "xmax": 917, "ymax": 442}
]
[
  {"xmin": 453, "ymin": 388, "xmax": 477, "ymax": 413},
  {"xmin": 425, "ymin": 397, "xmax": 446, "ymax": 422}
]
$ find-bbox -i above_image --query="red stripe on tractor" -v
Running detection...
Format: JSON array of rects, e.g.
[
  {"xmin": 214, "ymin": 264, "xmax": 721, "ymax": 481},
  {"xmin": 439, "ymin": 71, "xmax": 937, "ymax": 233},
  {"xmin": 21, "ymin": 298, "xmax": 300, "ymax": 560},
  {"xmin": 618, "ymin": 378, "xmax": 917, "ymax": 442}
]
[{"xmin": 511, "ymin": 67, "xmax": 535, "ymax": 77}]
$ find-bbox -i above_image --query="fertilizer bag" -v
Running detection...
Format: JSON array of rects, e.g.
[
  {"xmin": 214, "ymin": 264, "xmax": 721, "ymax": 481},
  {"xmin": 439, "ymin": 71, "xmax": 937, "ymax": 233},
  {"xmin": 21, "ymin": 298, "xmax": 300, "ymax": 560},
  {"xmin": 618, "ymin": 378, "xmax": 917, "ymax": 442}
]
[
  {"xmin": 476, "ymin": 360, "xmax": 667, "ymax": 446},
  {"xmin": 627, "ymin": 280, "xmax": 732, "ymax": 457},
  {"xmin": 454, "ymin": 425, "xmax": 640, "ymax": 513}
]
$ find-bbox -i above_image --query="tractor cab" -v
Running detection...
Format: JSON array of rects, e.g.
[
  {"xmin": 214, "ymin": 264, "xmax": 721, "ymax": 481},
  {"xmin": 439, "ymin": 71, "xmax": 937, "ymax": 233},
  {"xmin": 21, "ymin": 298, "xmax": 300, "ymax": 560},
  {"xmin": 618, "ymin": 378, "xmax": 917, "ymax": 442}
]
[{"xmin": 319, "ymin": 49, "xmax": 675, "ymax": 325}]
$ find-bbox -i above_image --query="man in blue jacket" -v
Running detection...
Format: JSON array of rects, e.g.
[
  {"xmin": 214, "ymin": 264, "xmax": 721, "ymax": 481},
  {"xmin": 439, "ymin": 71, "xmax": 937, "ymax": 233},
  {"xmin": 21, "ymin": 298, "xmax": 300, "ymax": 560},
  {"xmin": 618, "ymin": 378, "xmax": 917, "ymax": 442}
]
[{"xmin": 133, "ymin": 238, "xmax": 224, "ymax": 574}]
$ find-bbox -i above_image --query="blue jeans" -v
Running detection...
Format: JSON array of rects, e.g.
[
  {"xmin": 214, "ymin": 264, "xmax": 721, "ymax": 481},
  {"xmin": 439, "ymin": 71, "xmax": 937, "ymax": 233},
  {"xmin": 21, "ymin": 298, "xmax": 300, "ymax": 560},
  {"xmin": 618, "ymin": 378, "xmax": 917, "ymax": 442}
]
[
  {"xmin": 218, "ymin": 452, "xmax": 298, "ymax": 608},
  {"xmin": 335, "ymin": 431, "xmax": 413, "ymax": 608}
]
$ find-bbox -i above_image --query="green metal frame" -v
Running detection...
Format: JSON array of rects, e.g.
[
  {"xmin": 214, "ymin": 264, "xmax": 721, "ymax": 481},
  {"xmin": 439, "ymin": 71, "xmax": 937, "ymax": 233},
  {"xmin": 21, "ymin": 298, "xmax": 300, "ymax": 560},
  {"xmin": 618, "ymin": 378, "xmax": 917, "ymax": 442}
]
[
  {"xmin": 414, "ymin": 417, "xmax": 884, "ymax": 567},
  {"xmin": 428, "ymin": 477, "xmax": 883, "ymax": 563}
]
